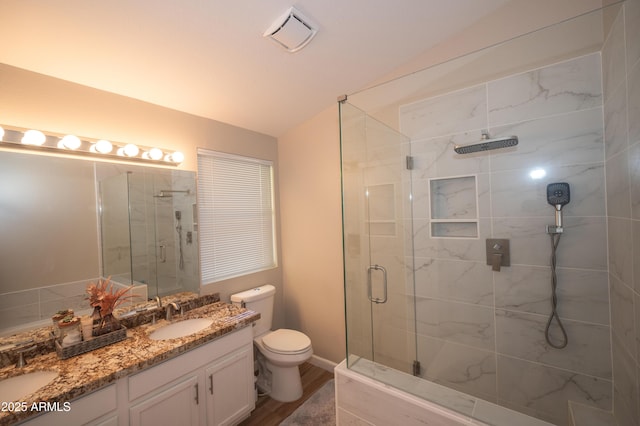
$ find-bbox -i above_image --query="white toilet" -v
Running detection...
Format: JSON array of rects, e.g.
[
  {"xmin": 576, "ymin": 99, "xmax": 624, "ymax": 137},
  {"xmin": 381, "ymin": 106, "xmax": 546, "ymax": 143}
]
[{"xmin": 231, "ymin": 285, "xmax": 313, "ymax": 402}]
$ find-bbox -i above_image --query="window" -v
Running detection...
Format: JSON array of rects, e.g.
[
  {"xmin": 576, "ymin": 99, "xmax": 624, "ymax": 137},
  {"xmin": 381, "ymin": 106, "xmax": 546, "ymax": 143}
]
[{"xmin": 197, "ymin": 149, "xmax": 276, "ymax": 283}]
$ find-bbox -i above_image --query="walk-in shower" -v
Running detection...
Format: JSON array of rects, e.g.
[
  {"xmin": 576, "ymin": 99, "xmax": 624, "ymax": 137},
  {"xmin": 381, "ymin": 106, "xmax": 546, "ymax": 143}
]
[
  {"xmin": 338, "ymin": 3, "xmax": 633, "ymax": 425},
  {"xmin": 99, "ymin": 166, "xmax": 199, "ymax": 299}
]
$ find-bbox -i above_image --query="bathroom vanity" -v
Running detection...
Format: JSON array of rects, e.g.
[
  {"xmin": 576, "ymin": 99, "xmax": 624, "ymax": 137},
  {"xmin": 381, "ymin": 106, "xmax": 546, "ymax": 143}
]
[
  {"xmin": 127, "ymin": 327, "xmax": 253, "ymax": 426},
  {"xmin": 0, "ymin": 301, "xmax": 258, "ymax": 426}
]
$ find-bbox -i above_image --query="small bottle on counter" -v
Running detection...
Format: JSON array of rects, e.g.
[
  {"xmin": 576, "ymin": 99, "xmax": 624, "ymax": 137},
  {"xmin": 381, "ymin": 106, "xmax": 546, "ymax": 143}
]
[
  {"xmin": 80, "ymin": 315, "xmax": 94, "ymax": 341},
  {"xmin": 51, "ymin": 309, "xmax": 74, "ymax": 338},
  {"xmin": 58, "ymin": 315, "xmax": 81, "ymax": 347}
]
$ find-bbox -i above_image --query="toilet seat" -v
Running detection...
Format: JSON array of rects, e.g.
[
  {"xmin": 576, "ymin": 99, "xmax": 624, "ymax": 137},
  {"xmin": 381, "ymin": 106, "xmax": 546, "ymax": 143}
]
[{"xmin": 261, "ymin": 329, "xmax": 311, "ymax": 355}]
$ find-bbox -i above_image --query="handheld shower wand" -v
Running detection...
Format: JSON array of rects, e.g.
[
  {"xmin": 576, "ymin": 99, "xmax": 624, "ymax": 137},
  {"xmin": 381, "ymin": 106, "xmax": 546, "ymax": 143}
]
[
  {"xmin": 545, "ymin": 182, "xmax": 570, "ymax": 349},
  {"xmin": 546, "ymin": 182, "xmax": 570, "ymax": 234}
]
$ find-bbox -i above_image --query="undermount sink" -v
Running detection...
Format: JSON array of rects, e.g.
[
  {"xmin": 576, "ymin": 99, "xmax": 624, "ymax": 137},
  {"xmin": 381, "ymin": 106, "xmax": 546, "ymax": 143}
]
[
  {"xmin": 149, "ymin": 318, "xmax": 214, "ymax": 341},
  {"xmin": 0, "ymin": 370, "xmax": 58, "ymax": 402}
]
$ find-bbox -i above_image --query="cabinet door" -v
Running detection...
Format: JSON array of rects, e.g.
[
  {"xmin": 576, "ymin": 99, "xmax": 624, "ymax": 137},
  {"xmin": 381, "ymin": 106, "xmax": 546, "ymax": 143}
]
[
  {"xmin": 130, "ymin": 375, "xmax": 200, "ymax": 426},
  {"xmin": 21, "ymin": 384, "xmax": 117, "ymax": 426},
  {"xmin": 205, "ymin": 346, "xmax": 254, "ymax": 426},
  {"xmin": 87, "ymin": 413, "xmax": 119, "ymax": 426}
]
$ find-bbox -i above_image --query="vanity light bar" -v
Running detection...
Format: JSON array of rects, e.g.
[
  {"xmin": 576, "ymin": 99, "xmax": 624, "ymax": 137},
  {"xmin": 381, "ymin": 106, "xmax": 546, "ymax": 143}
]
[{"xmin": 0, "ymin": 124, "xmax": 184, "ymax": 166}]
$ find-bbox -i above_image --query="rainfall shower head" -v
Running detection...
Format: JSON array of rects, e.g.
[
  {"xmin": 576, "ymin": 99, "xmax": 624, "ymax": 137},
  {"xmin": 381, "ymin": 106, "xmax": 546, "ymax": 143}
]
[
  {"xmin": 154, "ymin": 192, "xmax": 173, "ymax": 198},
  {"xmin": 154, "ymin": 189, "xmax": 190, "ymax": 198},
  {"xmin": 453, "ymin": 131, "xmax": 518, "ymax": 154}
]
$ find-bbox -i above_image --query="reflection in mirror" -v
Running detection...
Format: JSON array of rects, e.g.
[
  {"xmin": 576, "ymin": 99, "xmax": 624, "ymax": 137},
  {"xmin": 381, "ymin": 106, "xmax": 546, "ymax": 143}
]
[
  {"xmin": 100, "ymin": 172, "xmax": 131, "ymax": 281},
  {"xmin": 0, "ymin": 150, "xmax": 199, "ymax": 336},
  {"xmin": 97, "ymin": 164, "xmax": 199, "ymax": 299}
]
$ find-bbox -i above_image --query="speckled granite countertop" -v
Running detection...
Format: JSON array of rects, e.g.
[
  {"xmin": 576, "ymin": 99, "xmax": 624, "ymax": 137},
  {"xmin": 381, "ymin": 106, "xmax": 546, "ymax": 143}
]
[{"xmin": 0, "ymin": 300, "xmax": 258, "ymax": 425}]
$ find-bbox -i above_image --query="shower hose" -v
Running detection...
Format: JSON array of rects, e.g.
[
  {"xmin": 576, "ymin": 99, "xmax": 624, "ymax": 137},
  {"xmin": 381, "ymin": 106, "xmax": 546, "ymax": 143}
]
[{"xmin": 545, "ymin": 233, "xmax": 568, "ymax": 349}]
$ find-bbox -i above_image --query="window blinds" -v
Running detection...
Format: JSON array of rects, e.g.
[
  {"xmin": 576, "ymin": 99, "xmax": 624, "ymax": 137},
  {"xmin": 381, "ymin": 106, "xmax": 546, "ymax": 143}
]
[{"xmin": 197, "ymin": 149, "xmax": 276, "ymax": 283}]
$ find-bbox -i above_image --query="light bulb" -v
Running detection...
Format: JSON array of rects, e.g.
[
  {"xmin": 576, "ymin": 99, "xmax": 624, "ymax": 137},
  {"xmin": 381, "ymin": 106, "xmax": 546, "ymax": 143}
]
[
  {"xmin": 0, "ymin": 126, "xmax": 4, "ymax": 141},
  {"xmin": 58, "ymin": 135, "xmax": 82, "ymax": 150},
  {"xmin": 144, "ymin": 147, "xmax": 163, "ymax": 160},
  {"xmin": 91, "ymin": 139, "xmax": 113, "ymax": 154},
  {"xmin": 168, "ymin": 151, "xmax": 184, "ymax": 164},
  {"xmin": 123, "ymin": 143, "xmax": 139, "ymax": 157},
  {"xmin": 22, "ymin": 130, "xmax": 46, "ymax": 146}
]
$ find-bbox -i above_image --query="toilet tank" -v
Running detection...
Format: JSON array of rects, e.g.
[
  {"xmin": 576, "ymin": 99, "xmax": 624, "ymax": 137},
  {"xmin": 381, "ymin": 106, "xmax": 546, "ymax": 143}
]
[{"xmin": 231, "ymin": 285, "xmax": 275, "ymax": 336}]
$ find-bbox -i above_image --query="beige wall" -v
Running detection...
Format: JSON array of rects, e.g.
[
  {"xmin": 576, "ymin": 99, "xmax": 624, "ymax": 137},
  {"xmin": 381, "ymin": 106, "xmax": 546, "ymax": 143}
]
[
  {"xmin": 0, "ymin": 64, "xmax": 286, "ymax": 329},
  {"xmin": 277, "ymin": 105, "xmax": 345, "ymax": 364},
  {"xmin": 368, "ymin": 0, "xmax": 605, "ymax": 88}
]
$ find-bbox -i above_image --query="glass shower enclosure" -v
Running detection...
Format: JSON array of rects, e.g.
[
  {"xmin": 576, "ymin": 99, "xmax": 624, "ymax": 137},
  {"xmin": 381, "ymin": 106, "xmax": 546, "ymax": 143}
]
[
  {"xmin": 340, "ymin": 3, "xmax": 631, "ymax": 424},
  {"xmin": 99, "ymin": 164, "xmax": 199, "ymax": 299},
  {"xmin": 340, "ymin": 102, "xmax": 417, "ymax": 375}
]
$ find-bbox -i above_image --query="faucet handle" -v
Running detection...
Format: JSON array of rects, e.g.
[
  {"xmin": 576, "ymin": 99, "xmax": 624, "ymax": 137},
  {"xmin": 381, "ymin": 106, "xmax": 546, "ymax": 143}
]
[{"xmin": 491, "ymin": 253, "xmax": 503, "ymax": 272}]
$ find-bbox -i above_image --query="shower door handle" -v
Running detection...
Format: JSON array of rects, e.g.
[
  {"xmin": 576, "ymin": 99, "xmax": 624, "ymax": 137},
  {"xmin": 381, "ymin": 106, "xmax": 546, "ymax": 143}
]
[
  {"xmin": 159, "ymin": 244, "xmax": 166, "ymax": 263},
  {"xmin": 367, "ymin": 264, "xmax": 388, "ymax": 304}
]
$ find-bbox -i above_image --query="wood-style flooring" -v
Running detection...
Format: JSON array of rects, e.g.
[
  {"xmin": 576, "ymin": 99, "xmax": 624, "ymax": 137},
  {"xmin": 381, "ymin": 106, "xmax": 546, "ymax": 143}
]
[{"xmin": 239, "ymin": 362, "xmax": 334, "ymax": 426}]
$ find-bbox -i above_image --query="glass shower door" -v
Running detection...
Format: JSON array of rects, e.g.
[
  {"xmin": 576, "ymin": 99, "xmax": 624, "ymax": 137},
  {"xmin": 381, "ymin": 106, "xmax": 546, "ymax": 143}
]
[
  {"xmin": 128, "ymin": 169, "xmax": 199, "ymax": 298},
  {"xmin": 340, "ymin": 101, "xmax": 417, "ymax": 375}
]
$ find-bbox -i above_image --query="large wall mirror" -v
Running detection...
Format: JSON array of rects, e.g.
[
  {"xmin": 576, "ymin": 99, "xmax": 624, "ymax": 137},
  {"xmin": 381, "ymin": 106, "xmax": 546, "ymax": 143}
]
[{"xmin": 0, "ymin": 150, "xmax": 199, "ymax": 335}]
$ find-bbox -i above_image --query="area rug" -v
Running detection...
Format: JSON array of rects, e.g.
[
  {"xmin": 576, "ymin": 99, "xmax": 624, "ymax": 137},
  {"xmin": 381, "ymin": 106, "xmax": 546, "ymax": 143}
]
[{"xmin": 280, "ymin": 379, "xmax": 336, "ymax": 425}]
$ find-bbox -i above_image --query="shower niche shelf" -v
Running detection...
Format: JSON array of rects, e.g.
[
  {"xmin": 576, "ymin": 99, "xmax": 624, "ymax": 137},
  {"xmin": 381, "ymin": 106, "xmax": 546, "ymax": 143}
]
[{"xmin": 429, "ymin": 175, "xmax": 478, "ymax": 238}]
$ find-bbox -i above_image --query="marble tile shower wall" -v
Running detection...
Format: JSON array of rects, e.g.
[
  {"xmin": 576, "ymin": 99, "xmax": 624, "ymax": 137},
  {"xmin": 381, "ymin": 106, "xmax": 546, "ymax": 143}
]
[
  {"xmin": 0, "ymin": 279, "xmax": 97, "ymax": 334},
  {"xmin": 603, "ymin": 1, "xmax": 640, "ymax": 425},
  {"xmin": 399, "ymin": 52, "xmax": 610, "ymax": 424},
  {"xmin": 0, "ymin": 278, "xmax": 145, "ymax": 335}
]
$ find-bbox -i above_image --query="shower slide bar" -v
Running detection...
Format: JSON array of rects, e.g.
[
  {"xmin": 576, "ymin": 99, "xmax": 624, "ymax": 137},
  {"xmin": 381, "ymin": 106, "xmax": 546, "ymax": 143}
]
[{"xmin": 367, "ymin": 264, "xmax": 388, "ymax": 304}]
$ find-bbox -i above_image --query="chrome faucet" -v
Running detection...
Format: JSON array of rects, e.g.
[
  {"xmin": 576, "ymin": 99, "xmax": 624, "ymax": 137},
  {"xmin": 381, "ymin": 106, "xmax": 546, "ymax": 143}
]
[
  {"xmin": 16, "ymin": 344, "xmax": 37, "ymax": 368},
  {"xmin": 155, "ymin": 295, "xmax": 162, "ymax": 309},
  {"xmin": 166, "ymin": 302, "xmax": 180, "ymax": 321}
]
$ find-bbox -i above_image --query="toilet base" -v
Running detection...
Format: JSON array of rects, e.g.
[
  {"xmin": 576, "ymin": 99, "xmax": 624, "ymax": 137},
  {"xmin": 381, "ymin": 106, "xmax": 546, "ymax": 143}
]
[
  {"xmin": 252, "ymin": 331, "xmax": 313, "ymax": 403},
  {"xmin": 267, "ymin": 362, "xmax": 303, "ymax": 402}
]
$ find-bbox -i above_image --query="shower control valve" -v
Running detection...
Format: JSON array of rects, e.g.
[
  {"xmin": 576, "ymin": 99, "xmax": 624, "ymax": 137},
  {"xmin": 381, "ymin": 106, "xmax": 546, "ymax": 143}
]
[{"xmin": 486, "ymin": 238, "xmax": 510, "ymax": 272}]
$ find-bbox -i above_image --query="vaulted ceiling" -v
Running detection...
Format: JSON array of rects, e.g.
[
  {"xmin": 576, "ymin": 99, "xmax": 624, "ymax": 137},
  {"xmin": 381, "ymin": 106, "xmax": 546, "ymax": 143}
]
[{"xmin": 0, "ymin": 1, "xmax": 595, "ymax": 137}]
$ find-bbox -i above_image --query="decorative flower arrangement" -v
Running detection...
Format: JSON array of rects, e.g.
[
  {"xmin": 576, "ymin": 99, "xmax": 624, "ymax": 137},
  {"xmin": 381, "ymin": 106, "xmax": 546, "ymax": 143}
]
[{"xmin": 86, "ymin": 277, "xmax": 136, "ymax": 335}]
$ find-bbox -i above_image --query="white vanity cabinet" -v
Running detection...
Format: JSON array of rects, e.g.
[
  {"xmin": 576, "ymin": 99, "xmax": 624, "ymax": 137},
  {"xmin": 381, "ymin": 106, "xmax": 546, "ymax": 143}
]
[
  {"xmin": 129, "ymin": 374, "xmax": 200, "ymax": 426},
  {"xmin": 19, "ymin": 325, "xmax": 254, "ymax": 426},
  {"xmin": 19, "ymin": 383, "xmax": 118, "ymax": 426},
  {"xmin": 127, "ymin": 325, "xmax": 254, "ymax": 426},
  {"xmin": 204, "ymin": 345, "xmax": 254, "ymax": 425}
]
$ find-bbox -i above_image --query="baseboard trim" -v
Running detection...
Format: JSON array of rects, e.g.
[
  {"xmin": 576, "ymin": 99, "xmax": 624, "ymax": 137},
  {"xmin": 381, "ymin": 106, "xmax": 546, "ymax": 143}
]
[{"xmin": 309, "ymin": 354, "xmax": 337, "ymax": 373}]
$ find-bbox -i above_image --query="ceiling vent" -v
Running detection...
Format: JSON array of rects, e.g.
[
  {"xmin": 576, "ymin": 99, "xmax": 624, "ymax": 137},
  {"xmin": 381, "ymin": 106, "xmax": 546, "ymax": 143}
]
[{"xmin": 263, "ymin": 7, "xmax": 317, "ymax": 53}]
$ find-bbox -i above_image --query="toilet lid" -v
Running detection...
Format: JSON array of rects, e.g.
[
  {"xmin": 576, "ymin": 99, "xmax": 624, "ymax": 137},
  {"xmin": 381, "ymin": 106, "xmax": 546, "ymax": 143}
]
[{"xmin": 262, "ymin": 329, "xmax": 311, "ymax": 354}]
